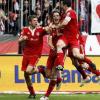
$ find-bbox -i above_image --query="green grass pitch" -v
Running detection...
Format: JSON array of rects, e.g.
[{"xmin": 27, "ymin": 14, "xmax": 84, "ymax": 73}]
[{"xmin": 0, "ymin": 94, "xmax": 100, "ymax": 100}]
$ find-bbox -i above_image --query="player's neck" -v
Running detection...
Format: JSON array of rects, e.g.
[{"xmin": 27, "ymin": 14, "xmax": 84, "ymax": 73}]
[
  {"xmin": 29, "ymin": 25, "xmax": 35, "ymax": 30},
  {"xmin": 54, "ymin": 23, "xmax": 59, "ymax": 25}
]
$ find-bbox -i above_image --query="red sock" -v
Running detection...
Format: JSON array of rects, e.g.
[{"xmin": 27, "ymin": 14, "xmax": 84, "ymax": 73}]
[
  {"xmin": 57, "ymin": 77, "xmax": 62, "ymax": 83},
  {"xmin": 88, "ymin": 66, "xmax": 100, "ymax": 76},
  {"xmin": 45, "ymin": 80, "xmax": 56, "ymax": 97},
  {"xmin": 38, "ymin": 65, "xmax": 46, "ymax": 78},
  {"xmin": 27, "ymin": 86, "xmax": 35, "ymax": 95},
  {"xmin": 84, "ymin": 56, "xmax": 92, "ymax": 64},
  {"xmin": 54, "ymin": 53, "xmax": 64, "ymax": 67}
]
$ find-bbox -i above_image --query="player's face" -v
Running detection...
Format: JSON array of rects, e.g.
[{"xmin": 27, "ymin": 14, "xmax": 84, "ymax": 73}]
[
  {"xmin": 31, "ymin": 18, "xmax": 38, "ymax": 27},
  {"xmin": 53, "ymin": 12, "xmax": 60, "ymax": 24}
]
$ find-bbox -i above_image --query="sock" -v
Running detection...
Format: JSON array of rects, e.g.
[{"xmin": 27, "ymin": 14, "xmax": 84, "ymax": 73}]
[
  {"xmin": 75, "ymin": 65, "xmax": 87, "ymax": 79},
  {"xmin": 45, "ymin": 80, "xmax": 56, "ymax": 97},
  {"xmin": 88, "ymin": 66, "xmax": 100, "ymax": 76},
  {"xmin": 38, "ymin": 65, "xmax": 46, "ymax": 78},
  {"xmin": 54, "ymin": 53, "xmax": 64, "ymax": 67},
  {"xmin": 27, "ymin": 86, "xmax": 35, "ymax": 95},
  {"xmin": 56, "ymin": 77, "xmax": 62, "ymax": 83}
]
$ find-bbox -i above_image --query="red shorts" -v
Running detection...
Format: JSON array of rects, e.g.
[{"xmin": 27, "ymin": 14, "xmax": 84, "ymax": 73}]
[
  {"xmin": 46, "ymin": 49, "xmax": 57, "ymax": 70},
  {"xmin": 21, "ymin": 55, "xmax": 40, "ymax": 71},
  {"xmin": 68, "ymin": 44, "xmax": 85, "ymax": 57},
  {"xmin": 68, "ymin": 38, "xmax": 79, "ymax": 49},
  {"xmin": 60, "ymin": 35, "xmax": 79, "ymax": 49}
]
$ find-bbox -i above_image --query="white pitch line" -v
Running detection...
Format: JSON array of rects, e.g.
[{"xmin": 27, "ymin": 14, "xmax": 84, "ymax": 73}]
[{"xmin": 44, "ymin": 94, "xmax": 100, "ymax": 97}]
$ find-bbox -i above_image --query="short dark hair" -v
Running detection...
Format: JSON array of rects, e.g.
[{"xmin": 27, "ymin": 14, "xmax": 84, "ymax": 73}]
[
  {"xmin": 28, "ymin": 15, "xmax": 37, "ymax": 22},
  {"xmin": 62, "ymin": 0, "xmax": 71, "ymax": 7}
]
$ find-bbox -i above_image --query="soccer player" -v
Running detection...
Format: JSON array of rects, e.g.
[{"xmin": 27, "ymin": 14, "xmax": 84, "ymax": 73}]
[
  {"xmin": 68, "ymin": 34, "xmax": 100, "ymax": 86},
  {"xmin": 77, "ymin": 34, "xmax": 100, "ymax": 86},
  {"xmin": 19, "ymin": 15, "xmax": 49, "ymax": 99},
  {"xmin": 53, "ymin": 0, "xmax": 96, "ymax": 72},
  {"xmin": 47, "ymin": 11, "xmax": 90, "ymax": 88},
  {"xmin": 40, "ymin": 10, "xmax": 63, "ymax": 100},
  {"xmin": 47, "ymin": 0, "xmax": 98, "ymax": 87}
]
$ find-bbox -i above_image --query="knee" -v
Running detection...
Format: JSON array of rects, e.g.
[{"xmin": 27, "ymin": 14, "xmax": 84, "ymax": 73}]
[
  {"xmin": 56, "ymin": 41, "xmax": 66, "ymax": 53},
  {"xmin": 72, "ymin": 52, "xmax": 79, "ymax": 58},
  {"xmin": 25, "ymin": 70, "xmax": 32, "ymax": 75}
]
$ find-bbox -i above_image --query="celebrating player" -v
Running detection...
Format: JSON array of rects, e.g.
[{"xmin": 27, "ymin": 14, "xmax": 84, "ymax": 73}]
[
  {"xmin": 53, "ymin": 0, "xmax": 96, "ymax": 72},
  {"xmin": 40, "ymin": 10, "xmax": 63, "ymax": 100},
  {"xmin": 19, "ymin": 15, "xmax": 49, "ymax": 99}
]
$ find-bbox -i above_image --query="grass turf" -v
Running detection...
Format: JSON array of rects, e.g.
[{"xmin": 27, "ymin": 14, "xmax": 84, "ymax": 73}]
[{"xmin": 0, "ymin": 94, "xmax": 100, "ymax": 100}]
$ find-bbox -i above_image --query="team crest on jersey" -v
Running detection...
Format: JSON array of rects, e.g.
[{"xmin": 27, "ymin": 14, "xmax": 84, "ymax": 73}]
[
  {"xmin": 36, "ymin": 32, "xmax": 40, "ymax": 36},
  {"xmin": 27, "ymin": 32, "xmax": 30, "ymax": 35}
]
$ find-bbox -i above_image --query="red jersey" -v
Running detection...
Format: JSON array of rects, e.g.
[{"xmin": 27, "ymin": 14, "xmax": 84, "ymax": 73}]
[
  {"xmin": 20, "ymin": 27, "xmax": 46, "ymax": 56},
  {"xmin": 63, "ymin": 8, "xmax": 79, "ymax": 40},
  {"xmin": 51, "ymin": 28, "xmax": 58, "ymax": 47},
  {"xmin": 50, "ymin": 28, "xmax": 63, "ymax": 48}
]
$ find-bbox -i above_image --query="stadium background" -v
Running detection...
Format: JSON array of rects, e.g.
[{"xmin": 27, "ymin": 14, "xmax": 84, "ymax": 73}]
[{"xmin": 0, "ymin": 0, "xmax": 100, "ymax": 99}]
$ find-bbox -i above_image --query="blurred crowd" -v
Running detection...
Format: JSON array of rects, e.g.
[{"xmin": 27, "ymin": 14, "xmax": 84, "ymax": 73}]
[{"xmin": 0, "ymin": 0, "xmax": 91, "ymax": 36}]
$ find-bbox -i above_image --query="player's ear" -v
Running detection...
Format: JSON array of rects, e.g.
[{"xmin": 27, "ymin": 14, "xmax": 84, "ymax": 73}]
[{"xmin": 29, "ymin": 21, "xmax": 31, "ymax": 25}]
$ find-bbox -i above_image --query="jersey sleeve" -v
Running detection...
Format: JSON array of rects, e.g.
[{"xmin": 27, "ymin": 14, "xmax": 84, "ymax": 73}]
[
  {"xmin": 40, "ymin": 27, "xmax": 48, "ymax": 36},
  {"xmin": 20, "ymin": 27, "xmax": 27, "ymax": 36},
  {"xmin": 66, "ymin": 10, "xmax": 77, "ymax": 19}
]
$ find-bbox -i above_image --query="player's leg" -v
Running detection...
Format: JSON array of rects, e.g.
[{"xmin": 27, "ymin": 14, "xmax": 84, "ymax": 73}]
[
  {"xmin": 37, "ymin": 65, "xmax": 46, "ymax": 78},
  {"xmin": 40, "ymin": 71, "xmax": 58, "ymax": 100},
  {"xmin": 68, "ymin": 48, "xmax": 88, "ymax": 79},
  {"xmin": 47, "ymin": 51, "xmax": 62, "ymax": 90},
  {"xmin": 81, "ymin": 63, "xmax": 100, "ymax": 82},
  {"xmin": 25, "ymin": 56, "xmax": 40, "ymax": 74},
  {"xmin": 71, "ymin": 57, "xmax": 88, "ymax": 80},
  {"xmin": 23, "ymin": 56, "xmax": 40, "ymax": 98},
  {"xmin": 45, "ymin": 50, "xmax": 57, "ymax": 78},
  {"xmin": 73, "ymin": 58, "xmax": 91, "ymax": 87},
  {"xmin": 54, "ymin": 39, "xmax": 66, "ymax": 71},
  {"xmin": 40, "ymin": 54, "xmax": 62, "ymax": 100},
  {"xmin": 71, "ymin": 42, "xmax": 96, "ymax": 70},
  {"xmin": 21, "ymin": 56, "xmax": 36, "ymax": 98},
  {"xmin": 24, "ymin": 71, "xmax": 36, "ymax": 98},
  {"xmin": 50, "ymin": 65, "xmax": 62, "ymax": 90}
]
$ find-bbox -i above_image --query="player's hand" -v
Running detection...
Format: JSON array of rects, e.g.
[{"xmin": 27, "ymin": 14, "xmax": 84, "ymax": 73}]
[
  {"xmin": 19, "ymin": 35, "xmax": 28, "ymax": 42},
  {"xmin": 48, "ymin": 44, "xmax": 55, "ymax": 50},
  {"xmin": 23, "ymin": 35, "xmax": 28, "ymax": 40},
  {"xmin": 49, "ymin": 23, "xmax": 56, "ymax": 29}
]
